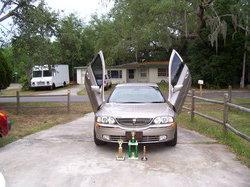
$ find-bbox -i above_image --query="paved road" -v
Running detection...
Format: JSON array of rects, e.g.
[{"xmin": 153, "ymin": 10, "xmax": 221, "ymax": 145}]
[
  {"xmin": 0, "ymin": 90, "xmax": 249, "ymax": 103},
  {"xmin": 0, "ymin": 113, "xmax": 249, "ymax": 187}
]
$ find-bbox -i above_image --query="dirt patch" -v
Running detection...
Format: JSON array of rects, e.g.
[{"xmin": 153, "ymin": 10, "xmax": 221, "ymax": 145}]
[{"xmin": 0, "ymin": 102, "xmax": 92, "ymax": 147}]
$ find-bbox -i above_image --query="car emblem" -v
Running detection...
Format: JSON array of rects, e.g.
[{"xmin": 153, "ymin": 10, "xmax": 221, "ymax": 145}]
[{"xmin": 132, "ymin": 118, "xmax": 136, "ymax": 125}]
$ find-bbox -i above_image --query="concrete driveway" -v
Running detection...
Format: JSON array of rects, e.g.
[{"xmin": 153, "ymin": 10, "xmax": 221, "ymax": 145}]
[{"xmin": 0, "ymin": 113, "xmax": 249, "ymax": 187}]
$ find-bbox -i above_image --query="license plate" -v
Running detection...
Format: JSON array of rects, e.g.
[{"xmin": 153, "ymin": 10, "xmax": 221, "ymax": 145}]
[{"xmin": 126, "ymin": 132, "xmax": 143, "ymax": 141}]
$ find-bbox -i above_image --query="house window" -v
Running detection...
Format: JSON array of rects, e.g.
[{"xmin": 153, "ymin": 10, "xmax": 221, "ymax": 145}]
[
  {"xmin": 140, "ymin": 68, "xmax": 147, "ymax": 77},
  {"xmin": 108, "ymin": 70, "xmax": 122, "ymax": 78},
  {"xmin": 158, "ymin": 68, "xmax": 167, "ymax": 76}
]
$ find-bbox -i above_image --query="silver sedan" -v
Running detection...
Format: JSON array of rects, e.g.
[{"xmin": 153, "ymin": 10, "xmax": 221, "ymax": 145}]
[{"xmin": 85, "ymin": 50, "xmax": 191, "ymax": 146}]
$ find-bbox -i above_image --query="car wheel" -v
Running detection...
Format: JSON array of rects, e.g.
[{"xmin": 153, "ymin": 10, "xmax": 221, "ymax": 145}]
[
  {"xmin": 166, "ymin": 128, "xmax": 177, "ymax": 146},
  {"xmin": 94, "ymin": 129, "xmax": 106, "ymax": 146},
  {"xmin": 63, "ymin": 81, "xmax": 66, "ymax": 87}
]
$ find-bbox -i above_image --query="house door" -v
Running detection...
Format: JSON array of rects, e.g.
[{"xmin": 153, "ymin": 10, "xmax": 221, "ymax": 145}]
[{"xmin": 127, "ymin": 69, "xmax": 136, "ymax": 83}]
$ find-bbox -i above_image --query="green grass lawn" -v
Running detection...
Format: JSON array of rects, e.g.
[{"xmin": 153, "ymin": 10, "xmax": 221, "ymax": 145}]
[{"xmin": 179, "ymin": 98, "xmax": 250, "ymax": 167}]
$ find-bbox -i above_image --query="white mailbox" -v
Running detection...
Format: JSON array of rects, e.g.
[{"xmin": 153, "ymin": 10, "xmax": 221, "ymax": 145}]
[{"xmin": 198, "ymin": 80, "xmax": 204, "ymax": 85}]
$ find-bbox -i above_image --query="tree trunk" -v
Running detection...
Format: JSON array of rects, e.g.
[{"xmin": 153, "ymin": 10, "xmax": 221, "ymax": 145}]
[
  {"xmin": 240, "ymin": 16, "xmax": 248, "ymax": 88},
  {"xmin": 184, "ymin": 10, "xmax": 188, "ymax": 39}
]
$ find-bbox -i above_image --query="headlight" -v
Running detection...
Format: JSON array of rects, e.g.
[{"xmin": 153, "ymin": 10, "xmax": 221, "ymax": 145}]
[
  {"xmin": 153, "ymin": 116, "xmax": 174, "ymax": 124},
  {"xmin": 96, "ymin": 116, "xmax": 116, "ymax": 124}
]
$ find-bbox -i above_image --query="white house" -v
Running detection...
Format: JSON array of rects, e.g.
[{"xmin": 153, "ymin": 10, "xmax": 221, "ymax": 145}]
[
  {"xmin": 107, "ymin": 61, "xmax": 169, "ymax": 84},
  {"xmin": 75, "ymin": 61, "xmax": 169, "ymax": 85}
]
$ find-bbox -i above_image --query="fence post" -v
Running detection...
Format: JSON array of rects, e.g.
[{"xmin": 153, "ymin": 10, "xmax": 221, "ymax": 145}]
[
  {"xmin": 67, "ymin": 89, "xmax": 70, "ymax": 113},
  {"xmin": 16, "ymin": 91, "xmax": 20, "ymax": 115},
  {"xmin": 223, "ymin": 93, "xmax": 229, "ymax": 132},
  {"xmin": 191, "ymin": 89, "xmax": 195, "ymax": 121},
  {"xmin": 228, "ymin": 85, "xmax": 232, "ymax": 103}
]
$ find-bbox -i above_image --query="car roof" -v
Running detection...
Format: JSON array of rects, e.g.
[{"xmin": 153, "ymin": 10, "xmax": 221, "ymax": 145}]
[{"xmin": 116, "ymin": 83, "xmax": 158, "ymax": 88}]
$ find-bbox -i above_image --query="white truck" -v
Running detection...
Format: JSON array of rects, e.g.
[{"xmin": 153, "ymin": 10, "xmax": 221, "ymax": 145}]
[{"xmin": 30, "ymin": 65, "xmax": 69, "ymax": 89}]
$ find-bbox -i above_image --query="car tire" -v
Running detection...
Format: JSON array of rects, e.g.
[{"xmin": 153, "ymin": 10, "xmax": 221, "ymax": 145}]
[
  {"xmin": 94, "ymin": 129, "xmax": 106, "ymax": 146},
  {"xmin": 166, "ymin": 128, "xmax": 177, "ymax": 146},
  {"xmin": 63, "ymin": 81, "xmax": 66, "ymax": 87}
]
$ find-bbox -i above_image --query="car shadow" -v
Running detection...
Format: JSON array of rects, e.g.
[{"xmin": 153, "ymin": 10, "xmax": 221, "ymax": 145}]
[{"xmin": 96, "ymin": 142, "xmax": 176, "ymax": 155}]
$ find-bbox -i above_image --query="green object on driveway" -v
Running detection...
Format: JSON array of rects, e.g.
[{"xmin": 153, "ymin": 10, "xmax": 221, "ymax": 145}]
[{"xmin": 128, "ymin": 132, "xmax": 138, "ymax": 159}]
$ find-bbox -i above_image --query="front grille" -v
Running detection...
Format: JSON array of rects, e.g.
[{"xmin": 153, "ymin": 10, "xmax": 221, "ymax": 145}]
[
  {"xmin": 109, "ymin": 135, "xmax": 159, "ymax": 142},
  {"xmin": 116, "ymin": 118, "xmax": 152, "ymax": 126},
  {"xmin": 109, "ymin": 135, "xmax": 126, "ymax": 142},
  {"xmin": 142, "ymin": 136, "xmax": 159, "ymax": 142}
]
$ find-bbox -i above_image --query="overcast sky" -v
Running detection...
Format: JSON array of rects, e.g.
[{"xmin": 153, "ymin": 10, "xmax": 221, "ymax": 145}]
[
  {"xmin": 46, "ymin": 0, "xmax": 113, "ymax": 22},
  {"xmin": 0, "ymin": 0, "xmax": 113, "ymax": 42}
]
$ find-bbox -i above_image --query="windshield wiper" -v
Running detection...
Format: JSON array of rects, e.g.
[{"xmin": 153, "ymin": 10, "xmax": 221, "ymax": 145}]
[{"xmin": 150, "ymin": 101, "xmax": 164, "ymax": 103}]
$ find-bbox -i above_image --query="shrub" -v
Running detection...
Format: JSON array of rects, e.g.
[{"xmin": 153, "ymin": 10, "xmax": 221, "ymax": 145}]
[
  {"xmin": 0, "ymin": 51, "xmax": 12, "ymax": 90},
  {"xmin": 19, "ymin": 75, "xmax": 30, "ymax": 91}
]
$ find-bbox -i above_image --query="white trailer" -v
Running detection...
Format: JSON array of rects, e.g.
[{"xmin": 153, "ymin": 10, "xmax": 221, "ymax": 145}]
[{"xmin": 30, "ymin": 65, "xmax": 69, "ymax": 89}]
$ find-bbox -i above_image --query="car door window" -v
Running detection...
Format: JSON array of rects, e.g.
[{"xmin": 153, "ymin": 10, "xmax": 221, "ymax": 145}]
[
  {"xmin": 171, "ymin": 54, "xmax": 184, "ymax": 86},
  {"xmin": 91, "ymin": 55, "xmax": 103, "ymax": 85},
  {"xmin": 84, "ymin": 51, "xmax": 106, "ymax": 113}
]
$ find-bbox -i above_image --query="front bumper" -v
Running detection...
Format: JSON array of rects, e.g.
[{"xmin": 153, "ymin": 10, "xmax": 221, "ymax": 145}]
[
  {"xmin": 30, "ymin": 84, "xmax": 51, "ymax": 88},
  {"xmin": 94, "ymin": 122, "xmax": 176, "ymax": 143}
]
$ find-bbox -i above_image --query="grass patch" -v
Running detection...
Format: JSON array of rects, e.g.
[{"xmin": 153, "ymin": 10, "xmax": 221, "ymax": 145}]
[
  {"xmin": 233, "ymin": 98, "xmax": 250, "ymax": 108},
  {"xmin": 158, "ymin": 81, "xmax": 169, "ymax": 94},
  {"xmin": 0, "ymin": 102, "xmax": 92, "ymax": 147},
  {"xmin": 0, "ymin": 89, "xmax": 41, "ymax": 96},
  {"xmin": 0, "ymin": 85, "xmax": 76, "ymax": 96},
  {"xmin": 77, "ymin": 89, "xmax": 86, "ymax": 96},
  {"xmin": 178, "ymin": 100, "xmax": 250, "ymax": 167}
]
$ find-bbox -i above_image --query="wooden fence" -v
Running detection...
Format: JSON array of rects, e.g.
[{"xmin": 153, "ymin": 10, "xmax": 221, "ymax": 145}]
[
  {"xmin": 0, "ymin": 91, "xmax": 71, "ymax": 115},
  {"xmin": 183, "ymin": 86, "xmax": 250, "ymax": 142}
]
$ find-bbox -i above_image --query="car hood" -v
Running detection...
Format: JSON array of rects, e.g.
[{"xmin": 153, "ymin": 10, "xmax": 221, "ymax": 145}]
[{"xmin": 97, "ymin": 103, "xmax": 175, "ymax": 119}]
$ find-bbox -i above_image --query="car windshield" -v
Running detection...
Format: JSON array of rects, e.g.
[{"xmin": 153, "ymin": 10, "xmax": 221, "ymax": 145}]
[
  {"xmin": 43, "ymin": 70, "xmax": 52, "ymax": 77},
  {"xmin": 33, "ymin": 71, "xmax": 42, "ymax": 77},
  {"xmin": 108, "ymin": 86, "xmax": 165, "ymax": 103}
]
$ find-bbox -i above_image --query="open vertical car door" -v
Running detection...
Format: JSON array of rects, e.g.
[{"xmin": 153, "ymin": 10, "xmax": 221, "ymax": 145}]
[
  {"xmin": 168, "ymin": 49, "xmax": 191, "ymax": 114},
  {"xmin": 84, "ymin": 51, "xmax": 106, "ymax": 113}
]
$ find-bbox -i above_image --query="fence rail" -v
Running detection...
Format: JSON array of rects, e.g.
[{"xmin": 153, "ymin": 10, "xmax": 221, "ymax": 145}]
[
  {"xmin": 184, "ymin": 86, "xmax": 250, "ymax": 142},
  {"xmin": 0, "ymin": 91, "xmax": 71, "ymax": 114}
]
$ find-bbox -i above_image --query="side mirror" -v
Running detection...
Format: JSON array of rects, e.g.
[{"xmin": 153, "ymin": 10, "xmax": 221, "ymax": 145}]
[
  {"xmin": 91, "ymin": 85, "xmax": 101, "ymax": 94},
  {"xmin": 173, "ymin": 84, "xmax": 183, "ymax": 93}
]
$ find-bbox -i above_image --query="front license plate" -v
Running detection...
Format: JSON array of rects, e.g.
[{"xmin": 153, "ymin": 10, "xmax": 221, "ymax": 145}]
[{"xmin": 126, "ymin": 132, "xmax": 143, "ymax": 141}]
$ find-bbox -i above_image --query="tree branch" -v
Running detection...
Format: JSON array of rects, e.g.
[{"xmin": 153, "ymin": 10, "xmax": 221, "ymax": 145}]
[
  {"xmin": 0, "ymin": 4, "xmax": 19, "ymax": 22},
  {"xmin": 0, "ymin": 0, "xmax": 14, "ymax": 15}
]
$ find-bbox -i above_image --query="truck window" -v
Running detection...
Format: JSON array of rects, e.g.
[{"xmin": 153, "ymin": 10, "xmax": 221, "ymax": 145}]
[
  {"xmin": 43, "ymin": 70, "xmax": 52, "ymax": 77},
  {"xmin": 33, "ymin": 71, "xmax": 42, "ymax": 77}
]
